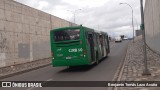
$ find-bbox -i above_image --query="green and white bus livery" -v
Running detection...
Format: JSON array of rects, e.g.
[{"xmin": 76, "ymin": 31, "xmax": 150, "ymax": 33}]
[{"xmin": 50, "ymin": 25, "xmax": 110, "ymax": 67}]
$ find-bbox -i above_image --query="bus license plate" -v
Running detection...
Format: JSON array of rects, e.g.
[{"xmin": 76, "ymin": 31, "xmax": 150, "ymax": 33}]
[{"xmin": 66, "ymin": 57, "xmax": 71, "ymax": 59}]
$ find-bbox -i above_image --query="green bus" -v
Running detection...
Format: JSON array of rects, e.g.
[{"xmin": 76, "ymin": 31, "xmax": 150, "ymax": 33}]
[{"xmin": 50, "ymin": 25, "xmax": 110, "ymax": 67}]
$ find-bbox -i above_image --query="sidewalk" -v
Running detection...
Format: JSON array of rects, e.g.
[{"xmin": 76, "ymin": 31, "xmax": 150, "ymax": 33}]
[
  {"xmin": 117, "ymin": 36, "xmax": 160, "ymax": 90},
  {"xmin": 0, "ymin": 58, "xmax": 51, "ymax": 79}
]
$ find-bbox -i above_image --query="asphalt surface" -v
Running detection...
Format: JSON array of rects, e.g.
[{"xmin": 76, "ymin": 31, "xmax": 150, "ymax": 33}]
[{"xmin": 0, "ymin": 41, "xmax": 129, "ymax": 90}]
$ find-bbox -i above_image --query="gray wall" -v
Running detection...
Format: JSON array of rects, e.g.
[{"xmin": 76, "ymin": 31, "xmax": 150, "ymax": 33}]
[
  {"xmin": 144, "ymin": 0, "xmax": 160, "ymax": 54},
  {"xmin": 0, "ymin": 0, "xmax": 76, "ymax": 67}
]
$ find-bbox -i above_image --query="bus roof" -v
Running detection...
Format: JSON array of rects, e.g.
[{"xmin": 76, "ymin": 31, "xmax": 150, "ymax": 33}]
[
  {"xmin": 50, "ymin": 25, "xmax": 109, "ymax": 35},
  {"xmin": 51, "ymin": 26, "xmax": 81, "ymax": 31}
]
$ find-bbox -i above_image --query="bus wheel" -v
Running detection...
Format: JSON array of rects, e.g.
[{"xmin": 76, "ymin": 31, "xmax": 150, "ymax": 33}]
[{"xmin": 69, "ymin": 66, "xmax": 76, "ymax": 68}]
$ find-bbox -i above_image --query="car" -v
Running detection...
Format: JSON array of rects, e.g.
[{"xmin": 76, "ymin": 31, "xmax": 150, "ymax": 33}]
[
  {"xmin": 123, "ymin": 37, "xmax": 128, "ymax": 40},
  {"xmin": 115, "ymin": 37, "xmax": 122, "ymax": 42}
]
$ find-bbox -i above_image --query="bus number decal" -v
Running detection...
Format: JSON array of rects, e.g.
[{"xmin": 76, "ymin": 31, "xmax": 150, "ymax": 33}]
[
  {"xmin": 69, "ymin": 48, "xmax": 83, "ymax": 52},
  {"xmin": 78, "ymin": 48, "xmax": 83, "ymax": 52},
  {"xmin": 69, "ymin": 49, "xmax": 77, "ymax": 52}
]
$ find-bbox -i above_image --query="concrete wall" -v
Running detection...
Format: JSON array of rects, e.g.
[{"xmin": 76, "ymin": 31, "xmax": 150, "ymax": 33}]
[
  {"xmin": 0, "ymin": 0, "xmax": 75, "ymax": 67},
  {"xmin": 144, "ymin": 0, "xmax": 160, "ymax": 54}
]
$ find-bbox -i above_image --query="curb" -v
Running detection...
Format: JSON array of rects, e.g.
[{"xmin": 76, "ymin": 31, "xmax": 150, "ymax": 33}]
[{"xmin": 0, "ymin": 58, "xmax": 52, "ymax": 80}]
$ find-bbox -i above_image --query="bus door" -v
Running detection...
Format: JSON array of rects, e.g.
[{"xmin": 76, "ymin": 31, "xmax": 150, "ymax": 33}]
[
  {"xmin": 99, "ymin": 35, "xmax": 104, "ymax": 56},
  {"xmin": 88, "ymin": 34, "xmax": 95, "ymax": 62},
  {"xmin": 102, "ymin": 35, "xmax": 107, "ymax": 57},
  {"xmin": 106, "ymin": 35, "xmax": 110, "ymax": 53}
]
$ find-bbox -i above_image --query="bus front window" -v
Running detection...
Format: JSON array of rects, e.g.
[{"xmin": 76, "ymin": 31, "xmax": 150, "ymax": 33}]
[{"xmin": 54, "ymin": 29, "xmax": 80, "ymax": 42}]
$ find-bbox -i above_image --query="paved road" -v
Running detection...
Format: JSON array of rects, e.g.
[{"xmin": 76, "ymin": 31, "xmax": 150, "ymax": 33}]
[{"xmin": 1, "ymin": 41, "xmax": 129, "ymax": 90}]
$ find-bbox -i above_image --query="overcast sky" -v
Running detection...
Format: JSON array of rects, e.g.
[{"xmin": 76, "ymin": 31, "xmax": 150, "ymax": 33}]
[{"xmin": 15, "ymin": 0, "xmax": 144, "ymax": 38}]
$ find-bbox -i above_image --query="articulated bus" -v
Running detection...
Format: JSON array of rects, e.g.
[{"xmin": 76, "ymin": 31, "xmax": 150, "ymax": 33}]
[{"xmin": 50, "ymin": 25, "xmax": 110, "ymax": 67}]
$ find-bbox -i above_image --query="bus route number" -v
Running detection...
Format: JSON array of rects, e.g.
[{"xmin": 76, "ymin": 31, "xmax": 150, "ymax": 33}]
[{"xmin": 69, "ymin": 48, "xmax": 83, "ymax": 52}]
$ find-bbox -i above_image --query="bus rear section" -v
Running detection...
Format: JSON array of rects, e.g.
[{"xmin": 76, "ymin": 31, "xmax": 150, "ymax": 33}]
[{"xmin": 50, "ymin": 27, "xmax": 89, "ymax": 67}]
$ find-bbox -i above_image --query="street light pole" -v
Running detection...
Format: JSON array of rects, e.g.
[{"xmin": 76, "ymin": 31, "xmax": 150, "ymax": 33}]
[
  {"xmin": 134, "ymin": 17, "xmax": 139, "ymax": 30},
  {"xmin": 67, "ymin": 9, "xmax": 81, "ymax": 24},
  {"xmin": 74, "ymin": 12, "xmax": 76, "ymax": 23},
  {"xmin": 74, "ymin": 9, "xmax": 81, "ymax": 23},
  {"xmin": 120, "ymin": 3, "xmax": 135, "ymax": 43},
  {"xmin": 140, "ymin": 0, "xmax": 151, "ymax": 75}
]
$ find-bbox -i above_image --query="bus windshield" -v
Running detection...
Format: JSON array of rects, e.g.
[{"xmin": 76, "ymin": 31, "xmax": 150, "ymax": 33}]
[{"xmin": 54, "ymin": 29, "xmax": 80, "ymax": 42}]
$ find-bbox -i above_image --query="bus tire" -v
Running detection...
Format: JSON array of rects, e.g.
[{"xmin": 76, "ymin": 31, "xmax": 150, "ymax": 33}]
[{"xmin": 69, "ymin": 66, "xmax": 76, "ymax": 69}]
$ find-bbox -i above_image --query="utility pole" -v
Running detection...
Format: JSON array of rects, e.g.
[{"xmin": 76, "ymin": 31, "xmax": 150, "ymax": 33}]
[
  {"xmin": 140, "ymin": 0, "xmax": 151, "ymax": 75},
  {"xmin": 120, "ymin": 3, "xmax": 135, "ymax": 43},
  {"xmin": 67, "ymin": 9, "xmax": 81, "ymax": 24}
]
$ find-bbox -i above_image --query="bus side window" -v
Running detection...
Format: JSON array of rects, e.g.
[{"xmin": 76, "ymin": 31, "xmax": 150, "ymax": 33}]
[
  {"xmin": 96, "ymin": 34, "xmax": 100, "ymax": 45},
  {"xmin": 85, "ymin": 32, "xmax": 89, "ymax": 44},
  {"xmin": 105, "ymin": 37, "xmax": 108, "ymax": 47},
  {"xmin": 99, "ymin": 35, "xmax": 103, "ymax": 45},
  {"xmin": 95, "ymin": 34, "xmax": 98, "ymax": 45},
  {"xmin": 88, "ymin": 34, "xmax": 94, "ymax": 45},
  {"xmin": 85, "ymin": 32, "xmax": 88, "ymax": 38},
  {"xmin": 106, "ymin": 36, "xmax": 109, "ymax": 49}
]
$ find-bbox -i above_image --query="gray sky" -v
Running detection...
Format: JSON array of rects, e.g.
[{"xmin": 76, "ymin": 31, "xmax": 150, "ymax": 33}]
[{"xmin": 15, "ymin": 0, "xmax": 144, "ymax": 38}]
